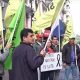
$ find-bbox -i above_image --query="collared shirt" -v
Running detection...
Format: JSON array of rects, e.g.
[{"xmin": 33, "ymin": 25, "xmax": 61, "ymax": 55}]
[{"xmin": 71, "ymin": 46, "xmax": 75, "ymax": 62}]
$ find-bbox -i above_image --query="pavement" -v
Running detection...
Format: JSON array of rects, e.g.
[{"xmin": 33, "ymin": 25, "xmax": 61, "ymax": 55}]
[
  {"xmin": 3, "ymin": 70, "xmax": 9, "ymax": 80},
  {"xmin": 3, "ymin": 68, "xmax": 80, "ymax": 80}
]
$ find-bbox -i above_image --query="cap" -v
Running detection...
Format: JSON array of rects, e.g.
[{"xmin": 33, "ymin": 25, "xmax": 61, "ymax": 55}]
[
  {"xmin": 36, "ymin": 33, "xmax": 43, "ymax": 38},
  {"xmin": 69, "ymin": 34, "xmax": 75, "ymax": 39},
  {"xmin": 43, "ymin": 30, "xmax": 50, "ymax": 37}
]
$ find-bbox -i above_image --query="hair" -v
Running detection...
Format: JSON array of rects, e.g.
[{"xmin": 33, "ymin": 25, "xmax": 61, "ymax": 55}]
[
  {"xmin": 69, "ymin": 38, "xmax": 75, "ymax": 40},
  {"xmin": 20, "ymin": 28, "xmax": 33, "ymax": 41},
  {"xmin": 51, "ymin": 36, "xmax": 58, "ymax": 40}
]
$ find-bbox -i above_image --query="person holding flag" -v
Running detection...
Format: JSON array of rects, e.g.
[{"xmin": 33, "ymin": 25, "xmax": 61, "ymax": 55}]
[
  {"xmin": 41, "ymin": 40, "xmax": 54, "ymax": 80},
  {"xmin": 9, "ymin": 28, "xmax": 46, "ymax": 80},
  {"xmin": 0, "ymin": 35, "xmax": 11, "ymax": 80},
  {"xmin": 49, "ymin": 36, "xmax": 60, "ymax": 80}
]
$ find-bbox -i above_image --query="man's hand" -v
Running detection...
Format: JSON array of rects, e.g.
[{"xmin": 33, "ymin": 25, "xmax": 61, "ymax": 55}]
[
  {"xmin": 63, "ymin": 63, "xmax": 67, "ymax": 68},
  {"xmin": 6, "ymin": 43, "xmax": 12, "ymax": 49},
  {"xmin": 40, "ymin": 49, "xmax": 46, "ymax": 57}
]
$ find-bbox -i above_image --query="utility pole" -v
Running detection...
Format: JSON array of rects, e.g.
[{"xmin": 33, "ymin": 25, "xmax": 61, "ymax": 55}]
[{"xmin": 25, "ymin": 0, "xmax": 33, "ymax": 28}]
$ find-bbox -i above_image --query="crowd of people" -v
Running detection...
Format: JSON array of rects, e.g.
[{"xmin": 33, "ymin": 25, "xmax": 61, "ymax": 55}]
[{"xmin": 0, "ymin": 28, "xmax": 80, "ymax": 80}]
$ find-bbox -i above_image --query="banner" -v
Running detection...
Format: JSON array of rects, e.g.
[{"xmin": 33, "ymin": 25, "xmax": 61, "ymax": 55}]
[
  {"xmin": 70, "ymin": 0, "xmax": 80, "ymax": 35},
  {"xmin": 32, "ymin": 0, "xmax": 65, "ymax": 32},
  {"xmin": 41, "ymin": 52, "xmax": 62, "ymax": 72},
  {"xmin": 34, "ymin": 5, "xmax": 41, "ymax": 21}
]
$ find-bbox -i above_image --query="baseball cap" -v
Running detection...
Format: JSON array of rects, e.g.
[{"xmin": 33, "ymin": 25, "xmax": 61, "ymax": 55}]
[
  {"xmin": 69, "ymin": 34, "xmax": 75, "ymax": 39},
  {"xmin": 36, "ymin": 33, "xmax": 43, "ymax": 38}
]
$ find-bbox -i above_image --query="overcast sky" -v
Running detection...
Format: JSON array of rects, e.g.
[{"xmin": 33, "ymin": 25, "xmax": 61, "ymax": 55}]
[{"xmin": 70, "ymin": 0, "xmax": 80, "ymax": 35}]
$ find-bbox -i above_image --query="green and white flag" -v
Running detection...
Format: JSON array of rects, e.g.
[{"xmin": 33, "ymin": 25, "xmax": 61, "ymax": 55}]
[{"xmin": 4, "ymin": 0, "xmax": 25, "ymax": 70}]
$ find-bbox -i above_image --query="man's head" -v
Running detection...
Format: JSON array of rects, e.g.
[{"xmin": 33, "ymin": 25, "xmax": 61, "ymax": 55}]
[
  {"xmin": 69, "ymin": 35, "xmax": 75, "ymax": 45},
  {"xmin": 36, "ymin": 33, "xmax": 43, "ymax": 42},
  {"xmin": 20, "ymin": 28, "xmax": 34, "ymax": 44},
  {"xmin": 51, "ymin": 36, "xmax": 58, "ymax": 45},
  {"xmin": 69, "ymin": 38, "xmax": 75, "ymax": 45},
  {"xmin": 46, "ymin": 40, "xmax": 51, "ymax": 48}
]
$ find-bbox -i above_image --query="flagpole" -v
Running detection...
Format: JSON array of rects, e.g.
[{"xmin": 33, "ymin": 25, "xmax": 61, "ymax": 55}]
[{"xmin": 58, "ymin": 17, "xmax": 60, "ymax": 52}]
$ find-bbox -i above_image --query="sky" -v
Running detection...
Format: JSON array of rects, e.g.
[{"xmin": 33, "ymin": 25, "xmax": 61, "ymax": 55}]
[{"xmin": 70, "ymin": 0, "xmax": 80, "ymax": 35}]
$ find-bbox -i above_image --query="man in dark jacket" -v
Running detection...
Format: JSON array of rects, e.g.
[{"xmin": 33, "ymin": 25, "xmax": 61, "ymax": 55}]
[
  {"xmin": 9, "ymin": 28, "xmax": 45, "ymax": 80},
  {"xmin": 62, "ymin": 36, "xmax": 80, "ymax": 80}
]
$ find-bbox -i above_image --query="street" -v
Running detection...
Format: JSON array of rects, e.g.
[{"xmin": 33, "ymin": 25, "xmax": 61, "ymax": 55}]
[{"xmin": 3, "ymin": 68, "xmax": 79, "ymax": 80}]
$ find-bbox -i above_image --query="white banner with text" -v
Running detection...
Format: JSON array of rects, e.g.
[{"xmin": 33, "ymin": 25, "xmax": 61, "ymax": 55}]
[{"xmin": 41, "ymin": 52, "xmax": 62, "ymax": 72}]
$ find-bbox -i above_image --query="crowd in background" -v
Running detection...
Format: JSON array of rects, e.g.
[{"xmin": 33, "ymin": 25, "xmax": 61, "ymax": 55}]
[
  {"xmin": 0, "ymin": 28, "xmax": 80, "ymax": 80},
  {"xmin": 33, "ymin": 32, "xmax": 80, "ymax": 80}
]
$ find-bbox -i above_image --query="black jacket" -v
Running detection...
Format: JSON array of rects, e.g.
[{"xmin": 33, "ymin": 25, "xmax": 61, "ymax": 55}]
[
  {"xmin": 9, "ymin": 43, "xmax": 44, "ymax": 80},
  {"xmin": 51, "ymin": 44, "xmax": 59, "ymax": 52},
  {"xmin": 62, "ymin": 43, "xmax": 80, "ymax": 65}
]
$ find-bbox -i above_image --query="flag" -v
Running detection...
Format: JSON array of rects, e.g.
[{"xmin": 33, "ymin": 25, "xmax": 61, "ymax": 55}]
[
  {"xmin": 44, "ymin": 0, "xmax": 65, "ymax": 51},
  {"xmin": 4, "ymin": 0, "xmax": 25, "ymax": 70},
  {"xmin": 52, "ymin": 20, "xmax": 65, "ymax": 38},
  {"xmin": 32, "ymin": 0, "xmax": 65, "ymax": 32},
  {"xmin": 5, "ymin": 0, "xmax": 20, "ymax": 27},
  {"xmin": 62, "ymin": 17, "xmax": 74, "ymax": 47},
  {"xmin": 44, "ymin": 16, "xmax": 60, "ymax": 50}
]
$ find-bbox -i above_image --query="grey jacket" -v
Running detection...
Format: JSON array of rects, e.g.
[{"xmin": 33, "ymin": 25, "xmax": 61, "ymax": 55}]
[
  {"xmin": 0, "ymin": 48, "xmax": 9, "ymax": 62},
  {"xmin": 0, "ymin": 47, "xmax": 9, "ymax": 76}
]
